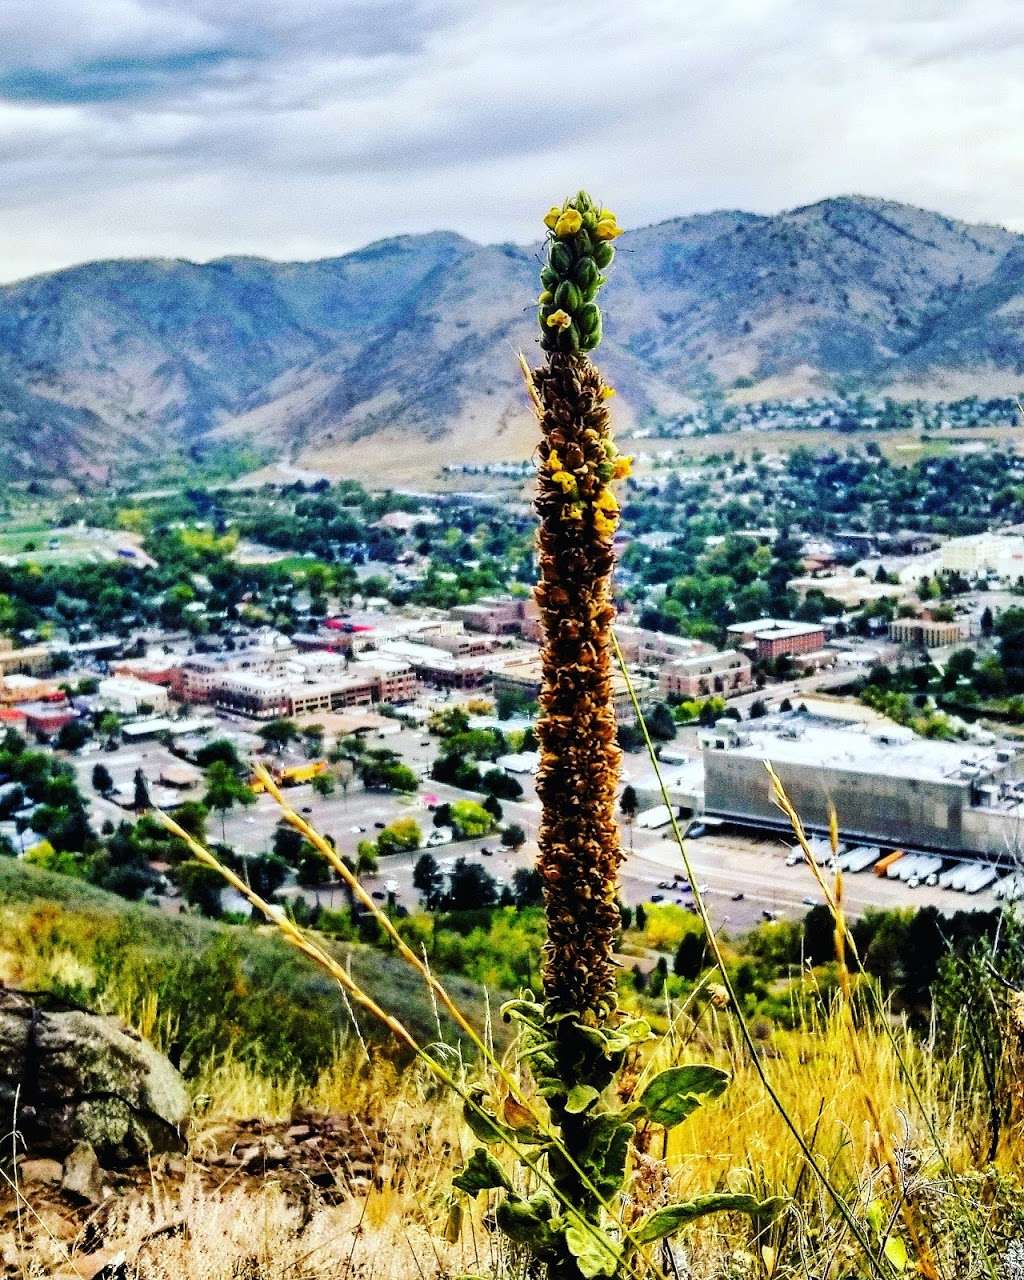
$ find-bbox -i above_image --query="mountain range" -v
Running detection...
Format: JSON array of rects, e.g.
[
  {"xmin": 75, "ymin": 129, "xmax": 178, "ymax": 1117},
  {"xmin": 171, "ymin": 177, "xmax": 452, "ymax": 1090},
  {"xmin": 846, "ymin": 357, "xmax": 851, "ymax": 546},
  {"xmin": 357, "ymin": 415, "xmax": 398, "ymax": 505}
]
[{"xmin": 2, "ymin": 194, "xmax": 1022, "ymax": 484}]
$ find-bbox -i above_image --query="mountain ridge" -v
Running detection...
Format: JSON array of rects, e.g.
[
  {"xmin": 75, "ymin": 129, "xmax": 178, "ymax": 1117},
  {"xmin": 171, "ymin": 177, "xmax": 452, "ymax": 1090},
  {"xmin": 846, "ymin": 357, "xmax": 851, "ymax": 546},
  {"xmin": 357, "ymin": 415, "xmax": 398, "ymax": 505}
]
[{"xmin": 2, "ymin": 195, "xmax": 1022, "ymax": 483}]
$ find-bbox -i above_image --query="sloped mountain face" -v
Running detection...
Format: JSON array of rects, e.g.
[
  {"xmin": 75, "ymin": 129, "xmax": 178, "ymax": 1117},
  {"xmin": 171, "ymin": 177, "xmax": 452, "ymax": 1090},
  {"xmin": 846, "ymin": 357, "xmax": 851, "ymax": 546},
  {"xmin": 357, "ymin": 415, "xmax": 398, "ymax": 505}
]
[{"xmin": 1, "ymin": 196, "xmax": 1022, "ymax": 481}]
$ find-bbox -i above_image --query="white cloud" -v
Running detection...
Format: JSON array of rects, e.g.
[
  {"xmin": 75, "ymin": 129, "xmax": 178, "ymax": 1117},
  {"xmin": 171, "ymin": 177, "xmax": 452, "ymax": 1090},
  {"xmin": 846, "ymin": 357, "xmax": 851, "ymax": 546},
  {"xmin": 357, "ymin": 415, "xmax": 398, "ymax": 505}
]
[{"xmin": 0, "ymin": 0, "xmax": 1022, "ymax": 281}]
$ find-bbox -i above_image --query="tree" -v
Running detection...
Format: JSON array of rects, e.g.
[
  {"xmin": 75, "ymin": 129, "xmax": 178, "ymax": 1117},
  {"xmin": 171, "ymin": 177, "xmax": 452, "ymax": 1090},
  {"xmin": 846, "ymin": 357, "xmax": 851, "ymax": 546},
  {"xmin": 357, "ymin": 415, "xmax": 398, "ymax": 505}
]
[
  {"xmin": 311, "ymin": 771, "xmax": 335, "ymax": 798},
  {"xmin": 481, "ymin": 768, "xmax": 523, "ymax": 800},
  {"xmin": 175, "ymin": 860, "xmax": 223, "ymax": 916},
  {"xmin": 449, "ymin": 799, "xmax": 496, "ymax": 839},
  {"xmin": 980, "ymin": 605, "xmax": 995, "ymax": 637},
  {"xmin": 133, "ymin": 768, "xmax": 151, "ymax": 813},
  {"xmin": 501, "ymin": 823, "xmax": 527, "ymax": 851},
  {"xmin": 673, "ymin": 929, "xmax": 707, "ymax": 979},
  {"xmin": 195, "ymin": 738, "xmax": 243, "ymax": 771},
  {"xmin": 356, "ymin": 840, "xmax": 379, "ymax": 876},
  {"xmin": 377, "ymin": 816, "xmax": 422, "ymax": 855},
  {"xmin": 511, "ymin": 866, "xmax": 543, "ymax": 907},
  {"xmin": 646, "ymin": 702, "xmax": 677, "ymax": 741},
  {"xmin": 482, "ymin": 793, "xmax": 504, "ymax": 822},
  {"xmin": 56, "ymin": 719, "xmax": 90, "ymax": 752},
  {"xmin": 413, "ymin": 852, "xmax": 445, "ymax": 910},
  {"xmin": 273, "ymin": 824, "xmax": 306, "ymax": 863},
  {"xmin": 91, "ymin": 762, "xmax": 113, "ymax": 795},
  {"xmin": 203, "ymin": 760, "xmax": 256, "ymax": 840},
  {"xmin": 258, "ymin": 718, "xmax": 300, "ymax": 754},
  {"xmin": 619, "ymin": 783, "xmax": 638, "ymax": 852},
  {"xmin": 447, "ymin": 857, "xmax": 497, "ymax": 910}
]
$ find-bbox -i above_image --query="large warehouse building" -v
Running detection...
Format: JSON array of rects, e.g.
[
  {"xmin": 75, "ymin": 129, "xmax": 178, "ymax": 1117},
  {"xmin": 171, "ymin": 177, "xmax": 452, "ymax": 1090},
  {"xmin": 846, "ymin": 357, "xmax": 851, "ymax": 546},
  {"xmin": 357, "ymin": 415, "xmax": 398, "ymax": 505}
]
[{"xmin": 700, "ymin": 711, "xmax": 1024, "ymax": 858}]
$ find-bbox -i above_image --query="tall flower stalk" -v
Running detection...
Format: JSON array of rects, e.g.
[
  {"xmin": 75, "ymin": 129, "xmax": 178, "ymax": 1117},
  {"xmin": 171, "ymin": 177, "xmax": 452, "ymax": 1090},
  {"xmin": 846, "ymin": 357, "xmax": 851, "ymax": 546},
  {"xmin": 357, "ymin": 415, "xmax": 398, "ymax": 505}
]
[{"xmin": 531, "ymin": 190, "xmax": 628, "ymax": 1033}]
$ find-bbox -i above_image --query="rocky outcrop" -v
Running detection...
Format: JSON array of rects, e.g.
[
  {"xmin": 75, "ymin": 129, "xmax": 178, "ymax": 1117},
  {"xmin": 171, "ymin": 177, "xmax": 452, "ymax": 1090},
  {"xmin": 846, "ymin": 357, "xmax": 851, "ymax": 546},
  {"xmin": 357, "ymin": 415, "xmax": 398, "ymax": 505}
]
[{"xmin": 0, "ymin": 988, "xmax": 189, "ymax": 1165}]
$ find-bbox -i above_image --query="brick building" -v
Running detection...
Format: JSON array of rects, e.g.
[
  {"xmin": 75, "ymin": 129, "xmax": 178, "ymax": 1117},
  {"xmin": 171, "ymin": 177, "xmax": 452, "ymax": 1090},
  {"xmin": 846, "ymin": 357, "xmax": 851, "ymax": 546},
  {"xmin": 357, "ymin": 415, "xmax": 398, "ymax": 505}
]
[{"xmin": 658, "ymin": 650, "xmax": 753, "ymax": 699}]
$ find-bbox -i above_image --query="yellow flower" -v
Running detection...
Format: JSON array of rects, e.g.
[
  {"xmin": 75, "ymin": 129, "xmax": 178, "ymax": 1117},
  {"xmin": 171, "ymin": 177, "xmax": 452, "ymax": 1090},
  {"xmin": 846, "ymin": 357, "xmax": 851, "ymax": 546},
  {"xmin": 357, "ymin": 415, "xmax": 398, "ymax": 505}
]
[
  {"xmin": 545, "ymin": 309, "xmax": 572, "ymax": 330},
  {"xmin": 612, "ymin": 454, "xmax": 633, "ymax": 480},
  {"xmin": 538, "ymin": 289, "xmax": 553, "ymax": 305},
  {"xmin": 552, "ymin": 470, "xmax": 576, "ymax": 495},
  {"xmin": 594, "ymin": 218, "xmax": 623, "ymax": 241},
  {"xmin": 593, "ymin": 507, "xmax": 616, "ymax": 537},
  {"xmin": 564, "ymin": 502, "xmax": 584, "ymax": 521},
  {"xmin": 547, "ymin": 449, "xmax": 564, "ymax": 471},
  {"xmin": 595, "ymin": 488, "xmax": 619, "ymax": 514},
  {"xmin": 554, "ymin": 209, "xmax": 583, "ymax": 237},
  {"xmin": 543, "ymin": 205, "xmax": 562, "ymax": 229},
  {"xmin": 601, "ymin": 386, "xmax": 616, "ymax": 399}
]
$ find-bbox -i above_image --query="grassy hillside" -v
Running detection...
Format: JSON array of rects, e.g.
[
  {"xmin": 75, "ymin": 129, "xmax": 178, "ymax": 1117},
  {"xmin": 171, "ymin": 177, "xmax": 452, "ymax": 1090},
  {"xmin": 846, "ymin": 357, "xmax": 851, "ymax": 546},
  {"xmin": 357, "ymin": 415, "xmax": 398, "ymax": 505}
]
[{"xmin": 0, "ymin": 860, "xmax": 490, "ymax": 1094}]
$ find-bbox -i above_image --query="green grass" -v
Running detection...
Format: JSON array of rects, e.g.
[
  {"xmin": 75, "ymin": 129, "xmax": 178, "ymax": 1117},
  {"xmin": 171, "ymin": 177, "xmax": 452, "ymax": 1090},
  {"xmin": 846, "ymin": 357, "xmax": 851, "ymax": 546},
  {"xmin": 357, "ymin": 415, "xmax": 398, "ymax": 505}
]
[{"xmin": 0, "ymin": 860, "xmax": 494, "ymax": 1078}]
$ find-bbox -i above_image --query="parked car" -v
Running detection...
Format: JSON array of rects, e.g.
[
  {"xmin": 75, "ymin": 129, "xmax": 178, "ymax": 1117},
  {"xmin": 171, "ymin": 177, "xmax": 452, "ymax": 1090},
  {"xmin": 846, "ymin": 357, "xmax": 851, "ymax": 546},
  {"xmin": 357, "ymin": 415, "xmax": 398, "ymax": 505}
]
[{"xmin": 731, "ymin": 891, "xmax": 745, "ymax": 901}]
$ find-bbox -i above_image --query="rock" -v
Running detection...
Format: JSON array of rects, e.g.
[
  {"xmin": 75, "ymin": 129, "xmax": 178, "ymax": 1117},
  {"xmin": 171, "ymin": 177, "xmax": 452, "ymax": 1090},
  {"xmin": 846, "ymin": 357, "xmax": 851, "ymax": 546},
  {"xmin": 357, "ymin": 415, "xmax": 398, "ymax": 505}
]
[
  {"xmin": 0, "ymin": 988, "xmax": 189, "ymax": 1165},
  {"xmin": 0, "ymin": 1231, "xmax": 18, "ymax": 1268},
  {"xmin": 18, "ymin": 1156, "xmax": 63, "ymax": 1185},
  {"xmin": 62, "ymin": 1142, "xmax": 105, "ymax": 1203}
]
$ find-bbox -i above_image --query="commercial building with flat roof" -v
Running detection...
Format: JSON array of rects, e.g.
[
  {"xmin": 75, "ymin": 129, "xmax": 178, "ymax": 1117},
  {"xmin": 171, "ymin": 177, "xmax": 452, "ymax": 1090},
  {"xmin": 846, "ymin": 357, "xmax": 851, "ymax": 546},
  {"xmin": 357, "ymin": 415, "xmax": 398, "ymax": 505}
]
[
  {"xmin": 701, "ymin": 711, "xmax": 1024, "ymax": 857},
  {"xmin": 889, "ymin": 618, "xmax": 968, "ymax": 647},
  {"xmin": 726, "ymin": 619, "xmax": 826, "ymax": 661},
  {"xmin": 98, "ymin": 676, "xmax": 171, "ymax": 716}
]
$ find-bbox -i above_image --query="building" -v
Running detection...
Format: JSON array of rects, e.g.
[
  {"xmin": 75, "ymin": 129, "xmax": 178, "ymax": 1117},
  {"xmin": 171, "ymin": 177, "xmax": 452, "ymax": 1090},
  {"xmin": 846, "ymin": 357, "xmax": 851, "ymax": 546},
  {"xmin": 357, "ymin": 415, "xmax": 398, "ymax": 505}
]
[
  {"xmin": 787, "ymin": 573, "xmax": 905, "ymax": 609},
  {"xmin": 725, "ymin": 619, "xmax": 827, "ymax": 661},
  {"xmin": 173, "ymin": 647, "xmax": 294, "ymax": 703},
  {"xmin": 0, "ymin": 645, "xmax": 54, "ymax": 677},
  {"xmin": 940, "ymin": 532, "xmax": 1024, "ymax": 581},
  {"xmin": 658, "ymin": 650, "xmax": 753, "ymax": 699},
  {"xmin": 700, "ymin": 711, "xmax": 1024, "ymax": 858},
  {"xmin": 889, "ymin": 618, "xmax": 968, "ymax": 647},
  {"xmin": 450, "ymin": 597, "xmax": 527, "ymax": 636},
  {"xmin": 215, "ymin": 658, "xmax": 417, "ymax": 719},
  {"xmin": 98, "ymin": 676, "xmax": 171, "ymax": 716},
  {"xmin": 378, "ymin": 640, "xmax": 489, "ymax": 689},
  {"xmin": 615, "ymin": 626, "xmax": 710, "ymax": 667},
  {"xmin": 492, "ymin": 653, "xmax": 639, "ymax": 721},
  {"xmin": 20, "ymin": 701, "xmax": 76, "ymax": 737},
  {"xmin": 0, "ymin": 673, "xmax": 57, "ymax": 705},
  {"xmin": 110, "ymin": 656, "xmax": 179, "ymax": 686}
]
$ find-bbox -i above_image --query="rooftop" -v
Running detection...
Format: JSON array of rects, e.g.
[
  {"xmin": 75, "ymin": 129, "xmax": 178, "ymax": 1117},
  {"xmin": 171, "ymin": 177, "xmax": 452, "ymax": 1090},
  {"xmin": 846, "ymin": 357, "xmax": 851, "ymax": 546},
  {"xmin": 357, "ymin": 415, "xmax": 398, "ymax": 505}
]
[{"xmin": 706, "ymin": 714, "xmax": 1012, "ymax": 785}]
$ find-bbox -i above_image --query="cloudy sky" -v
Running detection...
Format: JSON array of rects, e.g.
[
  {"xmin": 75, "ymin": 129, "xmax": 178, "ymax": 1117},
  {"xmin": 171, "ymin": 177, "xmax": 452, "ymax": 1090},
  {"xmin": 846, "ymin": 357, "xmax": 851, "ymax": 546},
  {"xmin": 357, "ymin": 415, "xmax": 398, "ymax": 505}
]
[{"xmin": 1, "ymin": 0, "xmax": 1022, "ymax": 281}]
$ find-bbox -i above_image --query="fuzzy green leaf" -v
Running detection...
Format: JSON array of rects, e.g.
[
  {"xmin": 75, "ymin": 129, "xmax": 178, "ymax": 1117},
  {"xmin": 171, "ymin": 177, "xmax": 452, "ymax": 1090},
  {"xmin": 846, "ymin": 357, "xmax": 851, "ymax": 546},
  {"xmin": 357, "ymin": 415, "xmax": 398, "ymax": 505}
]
[
  {"xmin": 884, "ymin": 1236, "xmax": 910, "ymax": 1272},
  {"xmin": 634, "ymin": 1194, "xmax": 786, "ymax": 1244},
  {"xmin": 563, "ymin": 1220, "xmax": 621, "ymax": 1278},
  {"xmin": 565, "ymin": 1084, "xmax": 600, "ymax": 1115},
  {"xmin": 581, "ymin": 1115, "xmax": 635, "ymax": 1198},
  {"xmin": 452, "ymin": 1148, "xmax": 511, "ymax": 1196},
  {"xmin": 635, "ymin": 1064, "xmax": 729, "ymax": 1128},
  {"xmin": 495, "ymin": 1195, "xmax": 559, "ymax": 1252}
]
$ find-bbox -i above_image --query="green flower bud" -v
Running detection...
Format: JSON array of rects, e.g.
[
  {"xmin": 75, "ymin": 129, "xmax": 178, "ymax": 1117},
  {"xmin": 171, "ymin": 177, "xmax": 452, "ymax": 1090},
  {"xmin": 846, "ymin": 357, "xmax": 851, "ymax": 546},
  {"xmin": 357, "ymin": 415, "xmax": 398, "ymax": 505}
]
[
  {"xmin": 578, "ymin": 303, "xmax": 601, "ymax": 335},
  {"xmin": 540, "ymin": 265, "xmax": 559, "ymax": 290},
  {"xmin": 593, "ymin": 242, "xmax": 615, "ymax": 269},
  {"xmin": 555, "ymin": 280, "xmax": 582, "ymax": 312},
  {"xmin": 549, "ymin": 243, "xmax": 572, "ymax": 275},
  {"xmin": 573, "ymin": 257, "xmax": 598, "ymax": 290},
  {"xmin": 572, "ymin": 228, "xmax": 594, "ymax": 259},
  {"xmin": 558, "ymin": 323, "xmax": 581, "ymax": 354}
]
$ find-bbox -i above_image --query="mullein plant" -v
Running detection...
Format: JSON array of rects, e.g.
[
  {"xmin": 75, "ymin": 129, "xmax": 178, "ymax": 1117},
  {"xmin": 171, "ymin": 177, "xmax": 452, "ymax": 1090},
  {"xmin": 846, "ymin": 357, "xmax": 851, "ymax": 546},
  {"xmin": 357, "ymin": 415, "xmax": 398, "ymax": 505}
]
[{"xmin": 447, "ymin": 192, "xmax": 781, "ymax": 1279}]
